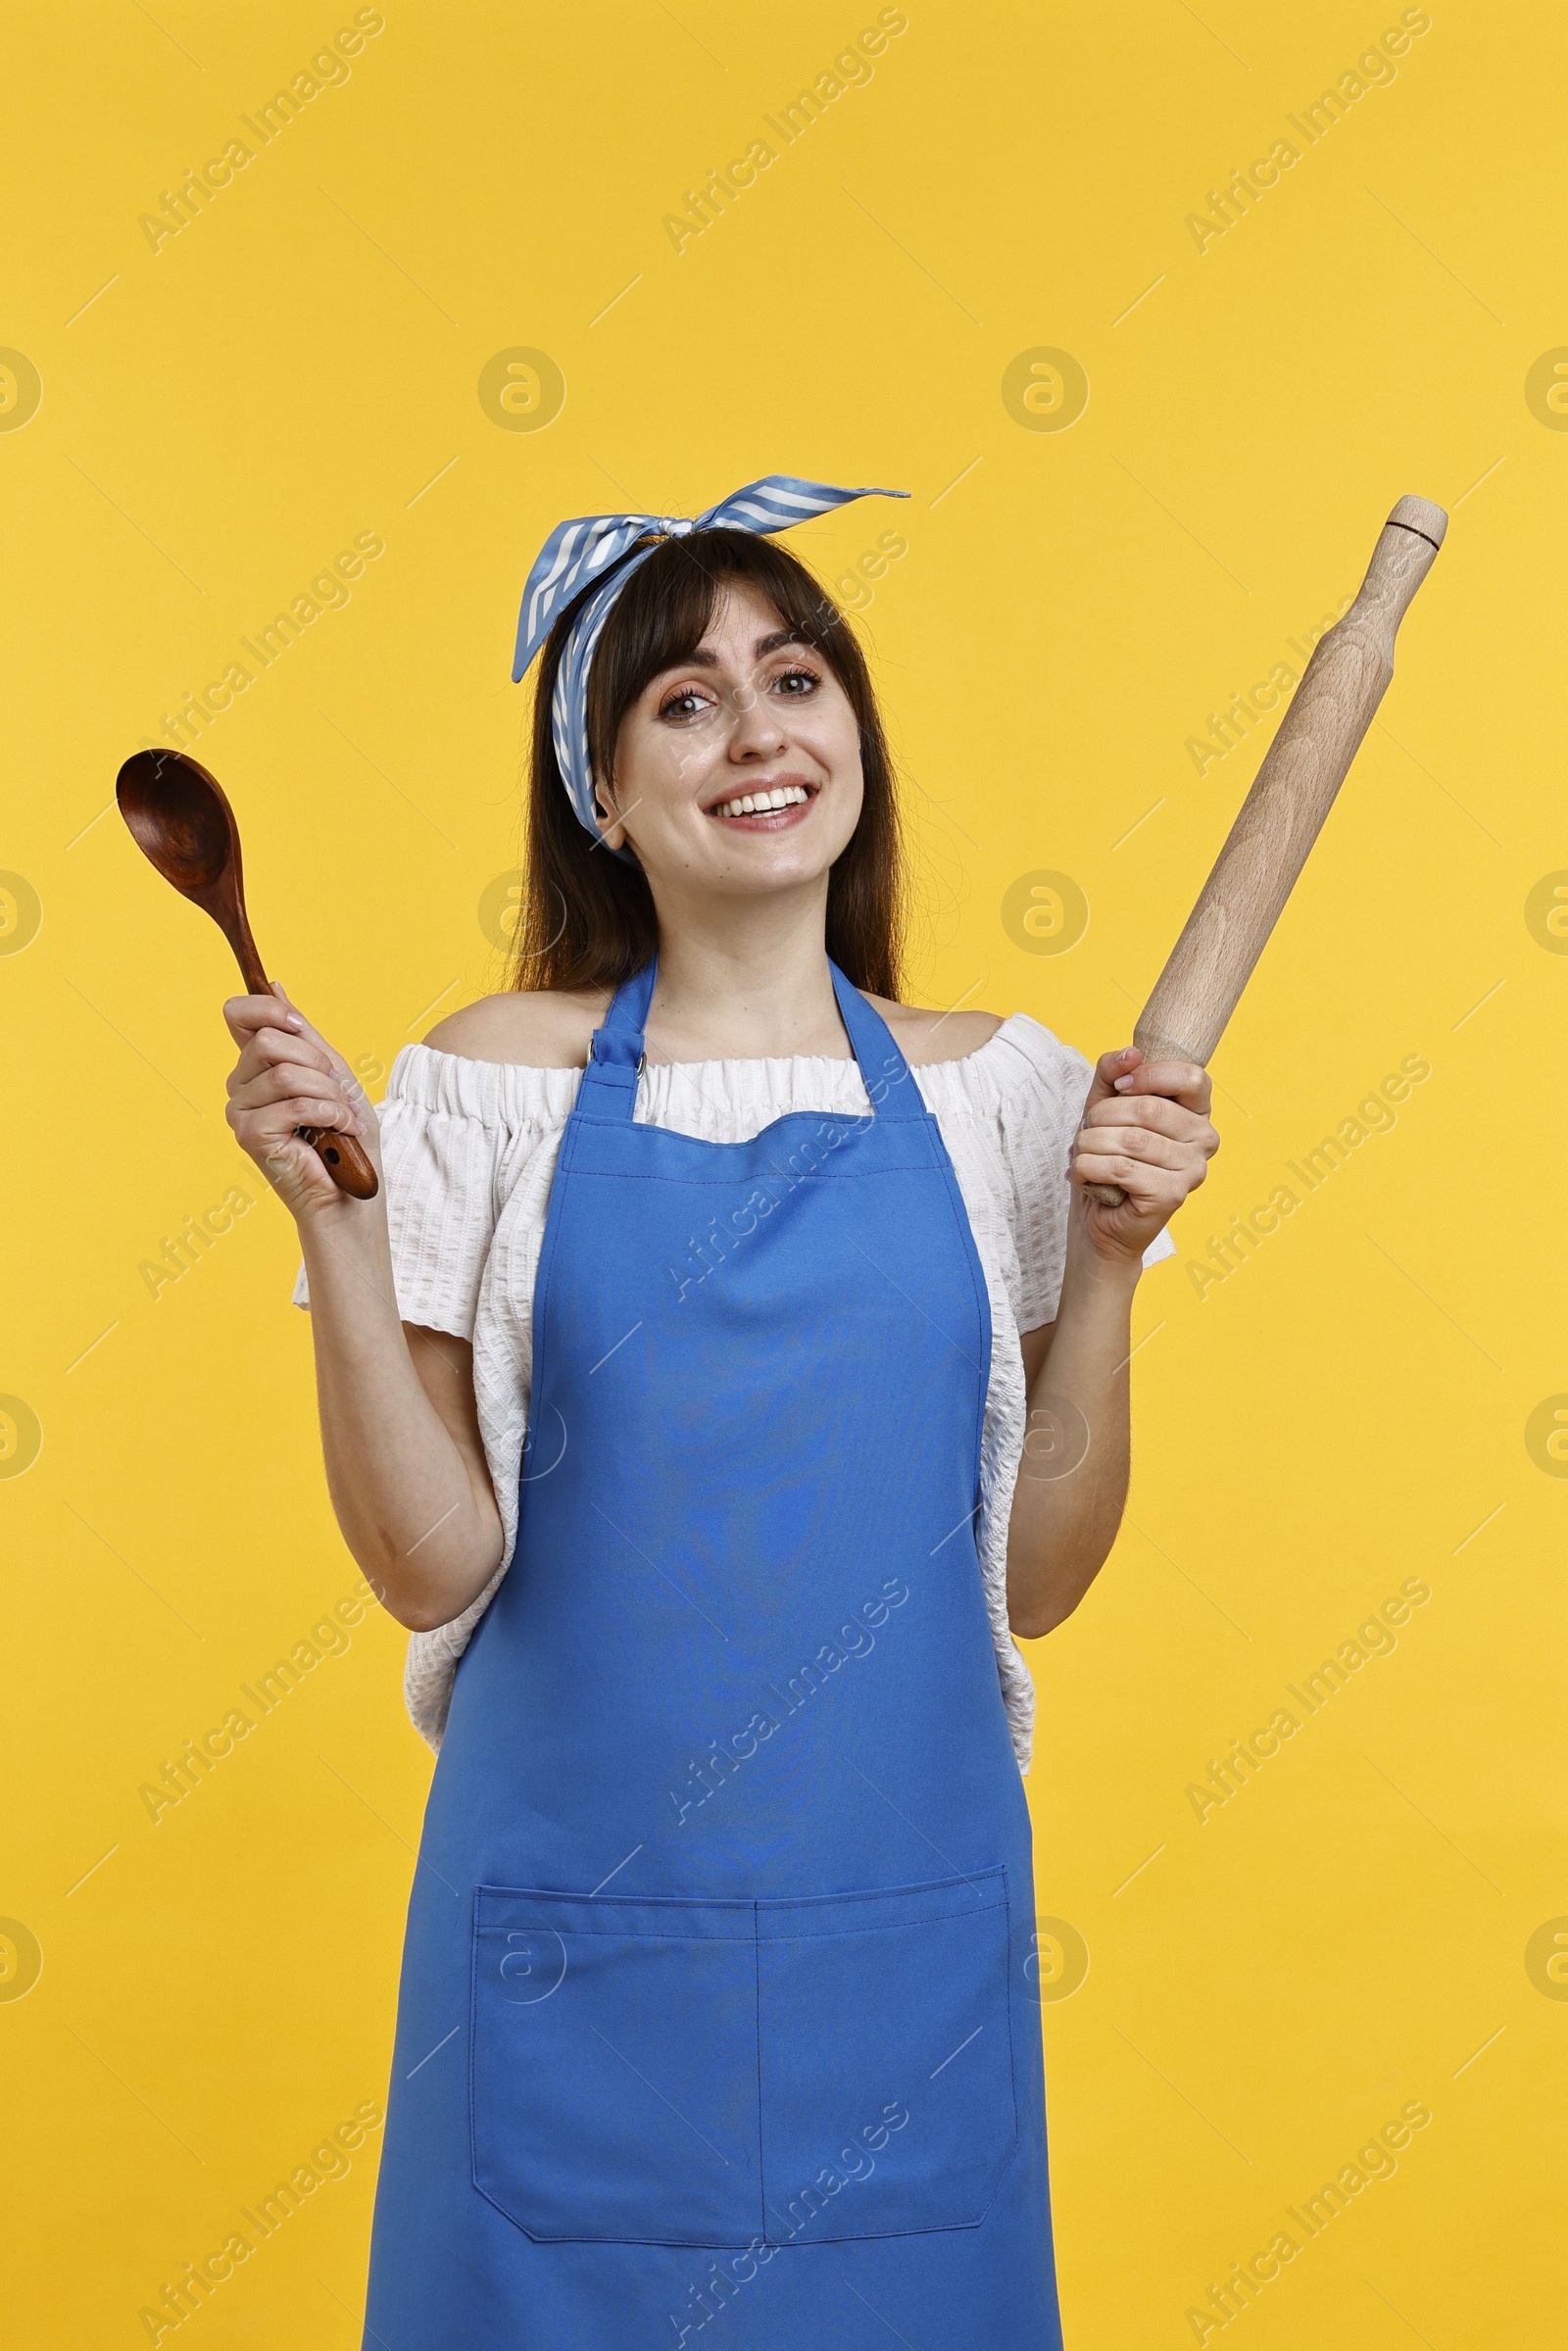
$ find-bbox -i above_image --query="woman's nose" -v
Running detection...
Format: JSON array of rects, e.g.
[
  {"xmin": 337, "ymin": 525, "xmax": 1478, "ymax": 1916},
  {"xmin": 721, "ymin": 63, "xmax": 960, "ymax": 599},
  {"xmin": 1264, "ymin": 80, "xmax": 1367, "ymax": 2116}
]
[{"xmin": 725, "ymin": 678, "xmax": 785, "ymax": 752}]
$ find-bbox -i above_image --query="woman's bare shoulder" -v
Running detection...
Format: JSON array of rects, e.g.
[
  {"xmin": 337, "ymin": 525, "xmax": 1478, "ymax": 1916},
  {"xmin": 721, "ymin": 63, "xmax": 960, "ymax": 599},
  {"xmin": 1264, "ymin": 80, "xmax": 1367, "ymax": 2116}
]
[
  {"xmin": 864, "ymin": 995, "xmax": 1006, "ymax": 1068},
  {"xmin": 421, "ymin": 989, "xmax": 612, "ymax": 1069},
  {"xmin": 420, "ymin": 986, "xmax": 1006, "ymax": 1071}
]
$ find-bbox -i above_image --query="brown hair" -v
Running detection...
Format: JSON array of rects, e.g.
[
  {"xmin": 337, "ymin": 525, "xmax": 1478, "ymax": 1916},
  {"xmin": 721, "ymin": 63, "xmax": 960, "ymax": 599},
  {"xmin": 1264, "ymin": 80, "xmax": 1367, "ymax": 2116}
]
[{"xmin": 510, "ymin": 528, "xmax": 905, "ymax": 999}]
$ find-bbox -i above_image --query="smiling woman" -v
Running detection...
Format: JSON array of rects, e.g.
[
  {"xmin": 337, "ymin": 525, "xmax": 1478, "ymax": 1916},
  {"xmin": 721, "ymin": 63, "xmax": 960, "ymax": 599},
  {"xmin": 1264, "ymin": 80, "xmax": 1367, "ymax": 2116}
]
[{"xmin": 224, "ymin": 471, "xmax": 1216, "ymax": 2348}]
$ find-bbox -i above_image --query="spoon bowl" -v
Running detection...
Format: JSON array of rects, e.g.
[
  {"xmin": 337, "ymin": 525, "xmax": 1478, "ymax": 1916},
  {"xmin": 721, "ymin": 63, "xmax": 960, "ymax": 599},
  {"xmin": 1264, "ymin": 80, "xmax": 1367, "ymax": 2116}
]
[
  {"xmin": 117, "ymin": 749, "xmax": 267, "ymax": 985},
  {"xmin": 115, "ymin": 749, "xmax": 378, "ymax": 1200},
  {"xmin": 118, "ymin": 752, "xmax": 233, "ymax": 894}
]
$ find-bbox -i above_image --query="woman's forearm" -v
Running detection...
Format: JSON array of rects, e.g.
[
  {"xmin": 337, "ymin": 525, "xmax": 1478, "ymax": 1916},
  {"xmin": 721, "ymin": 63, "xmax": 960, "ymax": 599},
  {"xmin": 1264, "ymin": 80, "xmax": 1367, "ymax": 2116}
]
[
  {"xmin": 1004, "ymin": 1250, "xmax": 1141, "ymax": 1639},
  {"xmin": 299, "ymin": 1214, "xmax": 503, "ymax": 1630}
]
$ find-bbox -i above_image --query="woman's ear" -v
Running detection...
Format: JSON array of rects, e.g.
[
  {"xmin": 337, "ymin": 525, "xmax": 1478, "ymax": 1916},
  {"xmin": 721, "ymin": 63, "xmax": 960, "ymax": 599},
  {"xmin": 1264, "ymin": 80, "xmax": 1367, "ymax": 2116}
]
[{"xmin": 591, "ymin": 772, "xmax": 627, "ymax": 853}]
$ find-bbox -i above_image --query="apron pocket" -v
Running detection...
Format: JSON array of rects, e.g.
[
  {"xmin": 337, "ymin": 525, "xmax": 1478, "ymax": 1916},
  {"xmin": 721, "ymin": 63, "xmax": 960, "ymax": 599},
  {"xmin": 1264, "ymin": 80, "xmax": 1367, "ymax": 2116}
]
[
  {"xmin": 756, "ymin": 1866, "xmax": 1018, "ymax": 2242},
  {"xmin": 470, "ymin": 1886, "xmax": 764, "ymax": 2247}
]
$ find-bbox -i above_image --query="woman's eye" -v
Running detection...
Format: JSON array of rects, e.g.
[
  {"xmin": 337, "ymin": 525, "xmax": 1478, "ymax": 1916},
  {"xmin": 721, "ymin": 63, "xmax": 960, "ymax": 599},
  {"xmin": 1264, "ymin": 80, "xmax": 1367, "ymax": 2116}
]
[
  {"xmin": 659, "ymin": 689, "xmax": 710, "ymax": 721},
  {"xmin": 772, "ymin": 667, "xmax": 819, "ymax": 697}
]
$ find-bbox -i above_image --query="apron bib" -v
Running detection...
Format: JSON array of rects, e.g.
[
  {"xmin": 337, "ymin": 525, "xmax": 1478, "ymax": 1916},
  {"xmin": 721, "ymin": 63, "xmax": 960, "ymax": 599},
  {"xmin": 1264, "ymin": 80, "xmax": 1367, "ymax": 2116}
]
[{"xmin": 362, "ymin": 961, "xmax": 1064, "ymax": 2347}]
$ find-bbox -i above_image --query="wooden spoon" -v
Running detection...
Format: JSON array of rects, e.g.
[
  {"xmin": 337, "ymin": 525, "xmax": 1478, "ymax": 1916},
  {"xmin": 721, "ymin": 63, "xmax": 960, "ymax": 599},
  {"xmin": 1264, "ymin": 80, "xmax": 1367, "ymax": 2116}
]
[{"xmin": 115, "ymin": 748, "xmax": 379, "ymax": 1199}]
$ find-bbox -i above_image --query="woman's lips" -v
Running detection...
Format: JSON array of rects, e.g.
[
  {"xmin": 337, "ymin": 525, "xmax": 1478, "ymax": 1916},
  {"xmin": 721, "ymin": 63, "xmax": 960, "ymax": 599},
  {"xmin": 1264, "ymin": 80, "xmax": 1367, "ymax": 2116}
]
[{"xmin": 706, "ymin": 782, "xmax": 816, "ymax": 829}]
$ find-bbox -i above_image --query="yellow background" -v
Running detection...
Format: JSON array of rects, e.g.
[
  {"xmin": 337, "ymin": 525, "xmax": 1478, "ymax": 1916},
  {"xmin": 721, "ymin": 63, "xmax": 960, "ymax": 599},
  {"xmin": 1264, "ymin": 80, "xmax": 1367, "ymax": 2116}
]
[{"xmin": 2, "ymin": 1, "xmax": 1563, "ymax": 2341}]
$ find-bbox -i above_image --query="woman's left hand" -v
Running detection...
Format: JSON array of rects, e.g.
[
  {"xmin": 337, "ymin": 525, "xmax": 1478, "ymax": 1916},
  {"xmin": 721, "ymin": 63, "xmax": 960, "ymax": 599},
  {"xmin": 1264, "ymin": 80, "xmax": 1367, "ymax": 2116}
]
[{"xmin": 1068, "ymin": 1047, "xmax": 1219, "ymax": 1263}]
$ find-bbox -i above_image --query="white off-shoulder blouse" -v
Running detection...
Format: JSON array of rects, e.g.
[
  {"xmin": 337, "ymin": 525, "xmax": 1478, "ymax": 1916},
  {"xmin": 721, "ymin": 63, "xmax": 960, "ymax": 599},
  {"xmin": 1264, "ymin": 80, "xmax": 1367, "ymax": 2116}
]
[{"xmin": 293, "ymin": 1015, "xmax": 1175, "ymax": 1769}]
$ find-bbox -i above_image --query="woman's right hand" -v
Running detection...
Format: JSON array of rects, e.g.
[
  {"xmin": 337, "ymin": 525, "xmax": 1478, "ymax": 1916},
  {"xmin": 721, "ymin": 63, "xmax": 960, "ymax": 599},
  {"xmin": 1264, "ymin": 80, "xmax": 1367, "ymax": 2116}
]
[{"xmin": 223, "ymin": 984, "xmax": 380, "ymax": 1222}]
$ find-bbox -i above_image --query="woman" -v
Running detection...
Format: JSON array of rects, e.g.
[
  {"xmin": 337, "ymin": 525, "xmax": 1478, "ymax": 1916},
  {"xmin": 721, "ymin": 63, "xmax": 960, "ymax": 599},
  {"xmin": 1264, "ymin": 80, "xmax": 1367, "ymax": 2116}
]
[{"xmin": 224, "ymin": 475, "xmax": 1216, "ymax": 2346}]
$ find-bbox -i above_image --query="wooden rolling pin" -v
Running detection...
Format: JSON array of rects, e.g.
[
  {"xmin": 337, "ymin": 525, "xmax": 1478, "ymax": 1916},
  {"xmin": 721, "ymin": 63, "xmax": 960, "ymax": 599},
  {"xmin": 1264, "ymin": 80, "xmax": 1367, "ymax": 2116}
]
[{"xmin": 1087, "ymin": 494, "xmax": 1447, "ymax": 1207}]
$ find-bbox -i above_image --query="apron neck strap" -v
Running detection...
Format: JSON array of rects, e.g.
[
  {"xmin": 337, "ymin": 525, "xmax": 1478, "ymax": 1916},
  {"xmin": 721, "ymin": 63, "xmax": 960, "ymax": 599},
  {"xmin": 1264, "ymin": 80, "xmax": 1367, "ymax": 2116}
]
[
  {"xmin": 581, "ymin": 955, "xmax": 922, "ymax": 1123},
  {"xmin": 580, "ymin": 956, "xmax": 658, "ymax": 1112},
  {"xmin": 827, "ymin": 961, "xmax": 923, "ymax": 1122},
  {"xmin": 601, "ymin": 955, "xmax": 658, "ymax": 1035}
]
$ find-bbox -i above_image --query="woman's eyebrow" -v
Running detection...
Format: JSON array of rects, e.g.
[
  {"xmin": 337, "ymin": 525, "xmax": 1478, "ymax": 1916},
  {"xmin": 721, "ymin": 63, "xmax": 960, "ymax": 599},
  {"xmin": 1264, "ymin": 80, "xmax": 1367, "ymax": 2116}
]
[{"xmin": 658, "ymin": 628, "xmax": 807, "ymax": 676}]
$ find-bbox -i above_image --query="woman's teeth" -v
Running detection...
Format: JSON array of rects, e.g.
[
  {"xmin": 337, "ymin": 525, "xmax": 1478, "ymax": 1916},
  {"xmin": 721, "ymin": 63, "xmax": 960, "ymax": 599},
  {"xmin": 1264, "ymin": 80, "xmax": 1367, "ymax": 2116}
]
[{"xmin": 713, "ymin": 785, "xmax": 810, "ymax": 819}]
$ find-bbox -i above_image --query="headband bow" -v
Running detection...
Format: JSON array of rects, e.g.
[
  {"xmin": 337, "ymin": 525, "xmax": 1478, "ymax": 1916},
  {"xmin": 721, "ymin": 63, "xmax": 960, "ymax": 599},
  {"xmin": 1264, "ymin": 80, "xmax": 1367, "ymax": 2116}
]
[{"xmin": 511, "ymin": 474, "xmax": 907, "ymax": 856}]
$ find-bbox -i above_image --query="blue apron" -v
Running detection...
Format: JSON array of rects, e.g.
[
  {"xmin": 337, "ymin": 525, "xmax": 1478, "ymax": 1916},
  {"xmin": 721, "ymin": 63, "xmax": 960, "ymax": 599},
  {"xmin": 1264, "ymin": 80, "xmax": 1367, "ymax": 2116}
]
[{"xmin": 362, "ymin": 959, "xmax": 1064, "ymax": 2347}]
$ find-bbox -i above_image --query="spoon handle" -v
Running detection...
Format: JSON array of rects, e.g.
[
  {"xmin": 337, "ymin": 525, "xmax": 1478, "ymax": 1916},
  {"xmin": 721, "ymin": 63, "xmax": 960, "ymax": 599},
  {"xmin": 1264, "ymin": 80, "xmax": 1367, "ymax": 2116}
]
[
  {"xmin": 298, "ymin": 1124, "xmax": 380, "ymax": 1200},
  {"xmin": 245, "ymin": 972, "xmax": 379, "ymax": 1198},
  {"xmin": 246, "ymin": 971, "xmax": 379, "ymax": 1199}
]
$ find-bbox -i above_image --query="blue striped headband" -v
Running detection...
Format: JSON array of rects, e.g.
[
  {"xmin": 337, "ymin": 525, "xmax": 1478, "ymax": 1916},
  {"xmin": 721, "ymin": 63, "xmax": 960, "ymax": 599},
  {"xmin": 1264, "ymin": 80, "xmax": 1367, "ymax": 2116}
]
[{"xmin": 511, "ymin": 474, "xmax": 908, "ymax": 857}]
